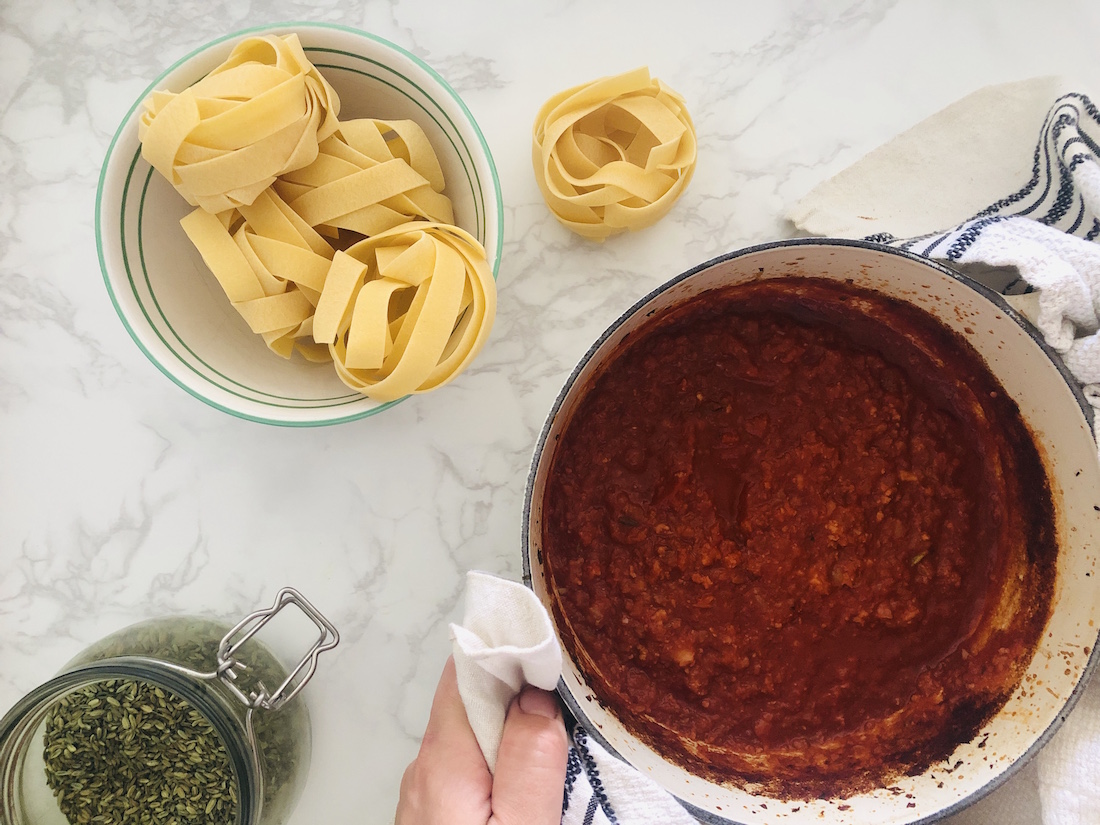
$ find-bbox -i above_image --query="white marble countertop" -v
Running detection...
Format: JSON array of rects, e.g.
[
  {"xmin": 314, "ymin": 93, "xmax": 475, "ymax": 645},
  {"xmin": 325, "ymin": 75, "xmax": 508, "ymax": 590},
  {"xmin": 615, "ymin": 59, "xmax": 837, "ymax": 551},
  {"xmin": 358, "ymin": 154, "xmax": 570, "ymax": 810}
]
[{"xmin": 3, "ymin": 1, "xmax": 1099, "ymax": 822}]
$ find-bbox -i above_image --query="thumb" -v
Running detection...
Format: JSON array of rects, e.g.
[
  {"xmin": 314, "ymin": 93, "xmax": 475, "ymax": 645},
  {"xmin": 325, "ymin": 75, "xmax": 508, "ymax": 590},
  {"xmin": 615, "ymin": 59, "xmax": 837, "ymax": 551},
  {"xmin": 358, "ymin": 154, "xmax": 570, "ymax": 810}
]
[{"xmin": 489, "ymin": 687, "xmax": 570, "ymax": 825}]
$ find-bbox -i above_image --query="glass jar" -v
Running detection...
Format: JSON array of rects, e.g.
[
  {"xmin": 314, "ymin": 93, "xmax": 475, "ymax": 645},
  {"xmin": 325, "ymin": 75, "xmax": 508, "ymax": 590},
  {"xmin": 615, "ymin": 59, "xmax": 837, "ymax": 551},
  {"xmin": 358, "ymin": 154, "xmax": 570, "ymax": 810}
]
[{"xmin": 0, "ymin": 588, "xmax": 338, "ymax": 825}]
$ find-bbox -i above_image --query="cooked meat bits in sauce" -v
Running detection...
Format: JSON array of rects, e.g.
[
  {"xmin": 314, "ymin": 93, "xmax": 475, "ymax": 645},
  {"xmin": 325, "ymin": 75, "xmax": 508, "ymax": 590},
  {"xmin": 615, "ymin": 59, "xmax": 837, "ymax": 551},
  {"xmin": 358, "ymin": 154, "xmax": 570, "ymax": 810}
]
[{"xmin": 541, "ymin": 278, "xmax": 1055, "ymax": 796}]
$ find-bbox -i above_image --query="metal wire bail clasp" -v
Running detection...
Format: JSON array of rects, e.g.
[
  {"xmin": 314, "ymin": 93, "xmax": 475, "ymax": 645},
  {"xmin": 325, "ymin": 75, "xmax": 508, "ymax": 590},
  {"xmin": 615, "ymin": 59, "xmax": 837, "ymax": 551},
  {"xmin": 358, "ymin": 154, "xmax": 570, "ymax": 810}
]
[{"xmin": 216, "ymin": 587, "xmax": 340, "ymax": 712}]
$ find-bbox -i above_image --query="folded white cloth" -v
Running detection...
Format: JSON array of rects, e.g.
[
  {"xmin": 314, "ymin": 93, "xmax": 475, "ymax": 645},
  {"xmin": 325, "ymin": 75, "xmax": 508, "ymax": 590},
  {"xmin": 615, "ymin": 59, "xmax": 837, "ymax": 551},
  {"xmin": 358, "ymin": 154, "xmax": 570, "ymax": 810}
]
[
  {"xmin": 788, "ymin": 78, "xmax": 1100, "ymax": 825},
  {"xmin": 787, "ymin": 76, "xmax": 1072, "ymax": 241},
  {"xmin": 450, "ymin": 571, "xmax": 697, "ymax": 824},
  {"xmin": 450, "ymin": 570, "xmax": 562, "ymax": 771}
]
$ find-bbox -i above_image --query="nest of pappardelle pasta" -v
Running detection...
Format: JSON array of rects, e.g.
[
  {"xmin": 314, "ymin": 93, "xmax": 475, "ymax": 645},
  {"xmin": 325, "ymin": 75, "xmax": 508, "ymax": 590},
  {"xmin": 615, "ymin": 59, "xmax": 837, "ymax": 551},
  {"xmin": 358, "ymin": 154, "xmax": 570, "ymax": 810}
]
[{"xmin": 139, "ymin": 33, "xmax": 495, "ymax": 403}]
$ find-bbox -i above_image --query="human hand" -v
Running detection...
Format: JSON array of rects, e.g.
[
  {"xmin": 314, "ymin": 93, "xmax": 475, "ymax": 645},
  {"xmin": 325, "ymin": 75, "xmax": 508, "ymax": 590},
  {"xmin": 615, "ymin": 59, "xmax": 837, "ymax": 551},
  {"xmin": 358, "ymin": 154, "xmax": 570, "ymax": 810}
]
[{"xmin": 395, "ymin": 656, "xmax": 569, "ymax": 825}]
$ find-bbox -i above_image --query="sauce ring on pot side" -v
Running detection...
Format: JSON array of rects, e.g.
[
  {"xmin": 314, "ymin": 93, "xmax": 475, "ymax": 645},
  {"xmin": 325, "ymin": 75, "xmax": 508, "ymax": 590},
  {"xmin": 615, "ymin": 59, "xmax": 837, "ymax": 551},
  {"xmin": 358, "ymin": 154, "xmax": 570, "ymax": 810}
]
[{"xmin": 540, "ymin": 277, "xmax": 1056, "ymax": 797}]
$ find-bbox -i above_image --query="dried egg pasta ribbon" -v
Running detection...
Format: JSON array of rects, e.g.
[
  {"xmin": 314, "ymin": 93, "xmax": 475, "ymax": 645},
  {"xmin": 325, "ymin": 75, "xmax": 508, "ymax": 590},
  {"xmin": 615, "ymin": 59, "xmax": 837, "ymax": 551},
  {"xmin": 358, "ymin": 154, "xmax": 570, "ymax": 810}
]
[
  {"xmin": 139, "ymin": 33, "xmax": 340, "ymax": 214},
  {"xmin": 532, "ymin": 67, "xmax": 697, "ymax": 241},
  {"xmin": 276, "ymin": 119, "xmax": 454, "ymax": 238},
  {"xmin": 311, "ymin": 222, "xmax": 496, "ymax": 402},
  {"xmin": 179, "ymin": 188, "xmax": 336, "ymax": 362}
]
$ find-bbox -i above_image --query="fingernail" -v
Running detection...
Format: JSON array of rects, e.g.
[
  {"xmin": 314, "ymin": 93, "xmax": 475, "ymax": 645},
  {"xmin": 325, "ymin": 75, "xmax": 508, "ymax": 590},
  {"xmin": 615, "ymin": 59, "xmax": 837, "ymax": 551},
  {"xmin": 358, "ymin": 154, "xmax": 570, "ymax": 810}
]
[{"xmin": 518, "ymin": 687, "xmax": 560, "ymax": 719}]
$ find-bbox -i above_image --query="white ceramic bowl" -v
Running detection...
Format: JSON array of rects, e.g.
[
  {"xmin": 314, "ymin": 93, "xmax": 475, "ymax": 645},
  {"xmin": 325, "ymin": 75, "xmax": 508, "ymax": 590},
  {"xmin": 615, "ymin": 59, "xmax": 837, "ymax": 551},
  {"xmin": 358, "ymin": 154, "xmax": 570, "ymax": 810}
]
[
  {"xmin": 96, "ymin": 22, "xmax": 503, "ymax": 426},
  {"xmin": 523, "ymin": 239, "xmax": 1100, "ymax": 824}
]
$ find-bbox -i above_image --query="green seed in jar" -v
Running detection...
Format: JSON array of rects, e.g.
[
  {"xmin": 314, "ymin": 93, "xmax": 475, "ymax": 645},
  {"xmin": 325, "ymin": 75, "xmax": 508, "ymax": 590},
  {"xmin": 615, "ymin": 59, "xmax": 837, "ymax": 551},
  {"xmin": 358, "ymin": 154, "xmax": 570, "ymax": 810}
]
[
  {"xmin": 42, "ymin": 679, "xmax": 238, "ymax": 825},
  {"xmin": 48, "ymin": 622, "xmax": 306, "ymax": 822}
]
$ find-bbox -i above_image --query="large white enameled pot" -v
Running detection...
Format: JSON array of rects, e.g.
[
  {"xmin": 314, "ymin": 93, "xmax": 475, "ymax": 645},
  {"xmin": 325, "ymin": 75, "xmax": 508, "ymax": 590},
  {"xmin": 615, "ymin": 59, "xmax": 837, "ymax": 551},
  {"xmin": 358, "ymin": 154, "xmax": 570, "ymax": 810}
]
[{"xmin": 523, "ymin": 239, "xmax": 1100, "ymax": 825}]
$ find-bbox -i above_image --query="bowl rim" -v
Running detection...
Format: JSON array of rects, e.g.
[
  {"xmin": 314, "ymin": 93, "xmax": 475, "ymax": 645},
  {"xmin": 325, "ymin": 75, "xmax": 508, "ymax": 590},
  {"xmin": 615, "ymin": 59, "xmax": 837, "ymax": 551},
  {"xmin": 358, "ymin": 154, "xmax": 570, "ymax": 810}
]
[
  {"xmin": 522, "ymin": 237, "xmax": 1100, "ymax": 824},
  {"xmin": 94, "ymin": 20, "xmax": 504, "ymax": 427}
]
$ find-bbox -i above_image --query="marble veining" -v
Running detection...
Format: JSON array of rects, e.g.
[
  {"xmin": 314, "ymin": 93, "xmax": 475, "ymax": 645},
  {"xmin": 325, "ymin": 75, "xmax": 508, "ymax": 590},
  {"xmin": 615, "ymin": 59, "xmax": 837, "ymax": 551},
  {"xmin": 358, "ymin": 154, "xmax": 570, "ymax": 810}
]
[{"xmin": 2, "ymin": 0, "xmax": 1099, "ymax": 822}]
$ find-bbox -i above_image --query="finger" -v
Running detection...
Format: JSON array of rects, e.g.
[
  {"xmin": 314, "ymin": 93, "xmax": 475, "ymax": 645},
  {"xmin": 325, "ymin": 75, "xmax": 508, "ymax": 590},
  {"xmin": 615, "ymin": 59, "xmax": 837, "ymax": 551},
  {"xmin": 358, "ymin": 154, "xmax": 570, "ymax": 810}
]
[
  {"xmin": 394, "ymin": 760, "xmax": 419, "ymax": 825},
  {"xmin": 396, "ymin": 657, "xmax": 492, "ymax": 825},
  {"xmin": 420, "ymin": 657, "xmax": 488, "ymax": 772},
  {"xmin": 489, "ymin": 686, "xmax": 569, "ymax": 825}
]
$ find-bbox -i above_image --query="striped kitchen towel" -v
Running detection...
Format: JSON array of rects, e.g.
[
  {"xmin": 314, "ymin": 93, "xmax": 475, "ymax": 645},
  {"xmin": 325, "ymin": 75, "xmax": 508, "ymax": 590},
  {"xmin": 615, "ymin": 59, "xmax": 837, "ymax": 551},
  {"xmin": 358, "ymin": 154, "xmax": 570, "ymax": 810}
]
[
  {"xmin": 790, "ymin": 82, "xmax": 1100, "ymax": 445},
  {"xmin": 561, "ymin": 726, "xmax": 697, "ymax": 825},
  {"xmin": 861, "ymin": 90, "xmax": 1100, "ymax": 285}
]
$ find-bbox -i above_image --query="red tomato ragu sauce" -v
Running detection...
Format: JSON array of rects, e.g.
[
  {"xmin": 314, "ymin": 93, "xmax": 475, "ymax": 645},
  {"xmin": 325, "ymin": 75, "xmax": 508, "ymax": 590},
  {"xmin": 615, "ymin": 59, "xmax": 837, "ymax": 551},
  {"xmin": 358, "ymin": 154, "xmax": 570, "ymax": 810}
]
[{"xmin": 541, "ymin": 277, "xmax": 1056, "ymax": 796}]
